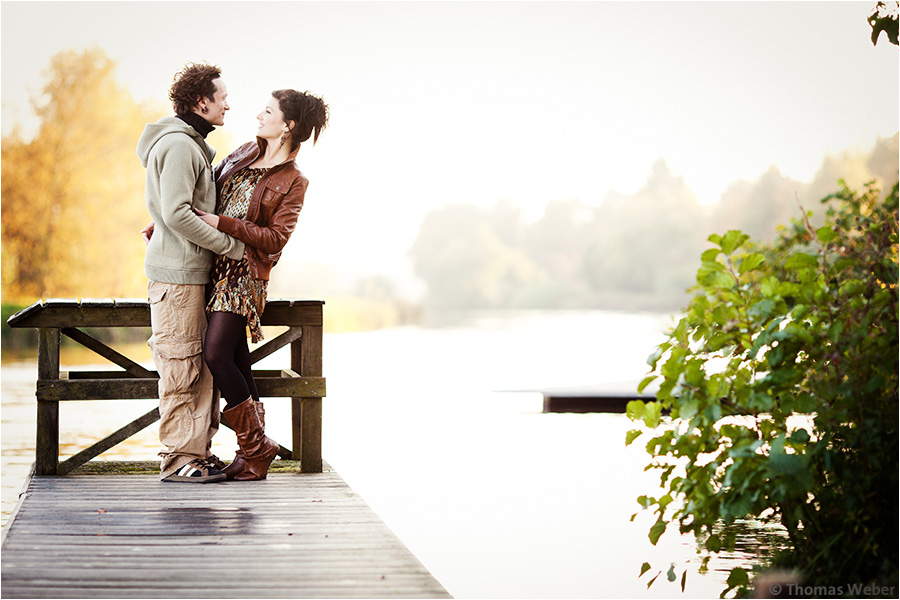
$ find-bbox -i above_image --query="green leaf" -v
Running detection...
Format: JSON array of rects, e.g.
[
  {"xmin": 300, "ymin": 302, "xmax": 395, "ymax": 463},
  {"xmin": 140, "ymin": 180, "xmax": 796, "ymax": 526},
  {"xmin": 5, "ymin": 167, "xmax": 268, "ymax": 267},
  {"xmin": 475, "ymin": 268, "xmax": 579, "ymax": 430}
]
[
  {"xmin": 649, "ymin": 518, "xmax": 667, "ymax": 545},
  {"xmin": 748, "ymin": 298, "xmax": 776, "ymax": 321},
  {"xmin": 640, "ymin": 562, "xmax": 652, "ymax": 577},
  {"xmin": 840, "ymin": 280, "xmax": 864, "ymax": 297},
  {"xmin": 720, "ymin": 230, "xmax": 750, "ymax": 255},
  {"xmin": 681, "ymin": 570, "xmax": 687, "ymax": 593},
  {"xmin": 702, "ymin": 270, "xmax": 736, "ymax": 289},
  {"xmin": 646, "ymin": 347, "xmax": 664, "ymax": 369},
  {"xmin": 785, "ymin": 252, "xmax": 819, "ymax": 270},
  {"xmin": 760, "ymin": 276, "xmax": 780, "ymax": 297},
  {"xmin": 666, "ymin": 563, "xmax": 676, "ymax": 582},
  {"xmin": 726, "ymin": 567, "xmax": 749, "ymax": 588},
  {"xmin": 828, "ymin": 320, "xmax": 844, "ymax": 343},
  {"xmin": 768, "ymin": 451, "xmax": 804, "ymax": 476},
  {"xmin": 789, "ymin": 428, "xmax": 810, "ymax": 444},
  {"xmin": 657, "ymin": 493, "xmax": 673, "ymax": 512},
  {"xmin": 832, "ymin": 258, "xmax": 854, "ymax": 273},
  {"xmin": 626, "ymin": 400, "xmax": 646, "ymax": 422},
  {"xmin": 738, "ymin": 253, "xmax": 765, "ymax": 274},
  {"xmin": 816, "ymin": 225, "xmax": 837, "ymax": 243},
  {"xmin": 625, "ymin": 429, "xmax": 643, "ymax": 446},
  {"xmin": 701, "ymin": 248, "xmax": 721, "ymax": 262},
  {"xmin": 679, "ymin": 397, "xmax": 699, "ymax": 420},
  {"xmin": 641, "ymin": 401, "xmax": 663, "ymax": 428},
  {"xmin": 638, "ymin": 374, "xmax": 657, "ymax": 393}
]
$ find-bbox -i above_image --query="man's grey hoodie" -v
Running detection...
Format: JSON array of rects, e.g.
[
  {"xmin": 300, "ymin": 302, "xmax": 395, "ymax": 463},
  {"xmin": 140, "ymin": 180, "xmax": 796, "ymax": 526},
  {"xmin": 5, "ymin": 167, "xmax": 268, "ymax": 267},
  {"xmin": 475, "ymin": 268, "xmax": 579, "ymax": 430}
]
[{"xmin": 137, "ymin": 116, "xmax": 244, "ymax": 284}]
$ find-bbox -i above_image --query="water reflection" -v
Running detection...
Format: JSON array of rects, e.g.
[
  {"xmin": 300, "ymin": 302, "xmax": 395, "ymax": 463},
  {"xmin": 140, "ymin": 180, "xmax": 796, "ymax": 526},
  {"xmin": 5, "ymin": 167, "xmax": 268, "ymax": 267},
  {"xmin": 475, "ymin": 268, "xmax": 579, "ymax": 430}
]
[{"xmin": 158, "ymin": 506, "xmax": 257, "ymax": 536}]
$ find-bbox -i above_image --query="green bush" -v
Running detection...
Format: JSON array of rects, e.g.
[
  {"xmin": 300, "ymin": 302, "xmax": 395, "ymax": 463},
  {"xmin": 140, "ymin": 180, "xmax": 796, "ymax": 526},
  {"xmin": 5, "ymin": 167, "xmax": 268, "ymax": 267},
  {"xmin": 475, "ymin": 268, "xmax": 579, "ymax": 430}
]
[{"xmin": 627, "ymin": 182, "xmax": 898, "ymax": 597}]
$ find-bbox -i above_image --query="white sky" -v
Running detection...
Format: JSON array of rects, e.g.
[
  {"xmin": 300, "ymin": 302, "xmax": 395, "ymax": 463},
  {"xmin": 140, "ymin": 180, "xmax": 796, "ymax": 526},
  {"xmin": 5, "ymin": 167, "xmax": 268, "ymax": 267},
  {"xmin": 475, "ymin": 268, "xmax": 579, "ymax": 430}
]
[{"xmin": 2, "ymin": 1, "xmax": 898, "ymax": 281}]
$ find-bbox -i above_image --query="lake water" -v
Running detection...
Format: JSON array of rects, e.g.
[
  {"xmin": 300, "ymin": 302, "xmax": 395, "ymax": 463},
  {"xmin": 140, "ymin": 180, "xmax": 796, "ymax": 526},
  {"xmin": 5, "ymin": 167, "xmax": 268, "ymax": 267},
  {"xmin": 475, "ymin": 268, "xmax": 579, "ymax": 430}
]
[{"xmin": 1, "ymin": 310, "xmax": 760, "ymax": 598}]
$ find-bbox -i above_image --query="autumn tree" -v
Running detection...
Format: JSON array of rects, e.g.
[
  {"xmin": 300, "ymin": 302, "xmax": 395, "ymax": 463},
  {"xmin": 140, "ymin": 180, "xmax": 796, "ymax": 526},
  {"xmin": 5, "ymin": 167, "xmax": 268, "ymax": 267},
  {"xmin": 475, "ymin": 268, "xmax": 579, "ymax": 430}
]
[{"xmin": 2, "ymin": 48, "xmax": 161, "ymax": 302}]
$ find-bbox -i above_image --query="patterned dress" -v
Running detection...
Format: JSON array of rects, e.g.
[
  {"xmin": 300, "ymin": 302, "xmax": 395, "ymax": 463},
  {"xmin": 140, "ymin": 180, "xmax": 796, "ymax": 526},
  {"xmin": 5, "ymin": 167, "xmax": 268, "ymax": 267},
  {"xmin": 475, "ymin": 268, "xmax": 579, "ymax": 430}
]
[{"xmin": 207, "ymin": 167, "xmax": 269, "ymax": 342}]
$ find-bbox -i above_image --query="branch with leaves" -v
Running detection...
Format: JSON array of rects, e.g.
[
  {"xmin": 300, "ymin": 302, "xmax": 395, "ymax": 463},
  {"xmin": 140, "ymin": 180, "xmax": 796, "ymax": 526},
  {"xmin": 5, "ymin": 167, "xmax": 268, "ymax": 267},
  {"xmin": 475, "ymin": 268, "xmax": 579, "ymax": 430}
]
[{"xmin": 627, "ymin": 181, "xmax": 898, "ymax": 597}]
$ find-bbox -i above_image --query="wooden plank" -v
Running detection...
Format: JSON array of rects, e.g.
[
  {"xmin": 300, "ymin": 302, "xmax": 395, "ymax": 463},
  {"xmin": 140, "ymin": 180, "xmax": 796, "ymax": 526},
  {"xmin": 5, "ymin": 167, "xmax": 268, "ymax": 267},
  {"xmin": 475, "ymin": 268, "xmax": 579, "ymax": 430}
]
[
  {"xmin": 36, "ymin": 377, "xmax": 325, "ymax": 401},
  {"xmin": 300, "ymin": 325, "xmax": 323, "ymax": 473},
  {"xmin": 36, "ymin": 328, "xmax": 60, "ymax": 476},
  {"xmin": 300, "ymin": 397, "xmax": 323, "ymax": 472},
  {"xmin": 57, "ymin": 408, "xmax": 161, "ymax": 475},
  {"xmin": 64, "ymin": 370, "xmax": 292, "ymax": 379},
  {"xmin": 37, "ymin": 378, "xmax": 159, "ymax": 400},
  {"xmin": 293, "ymin": 325, "xmax": 323, "ymax": 472},
  {"xmin": 65, "ymin": 371, "xmax": 147, "ymax": 379},
  {"xmin": 542, "ymin": 394, "xmax": 656, "ymax": 413},
  {"xmin": 8, "ymin": 299, "xmax": 324, "ymax": 329},
  {"xmin": 1, "ymin": 469, "xmax": 451, "ymax": 599},
  {"xmin": 8, "ymin": 300, "xmax": 149, "ymax": 328},
  {"xmin": 260, "ymin": 300, "xmax": 324, "ymax": 327},
  {"xmin": 61, "ymin": 328, "xmax": 154, "ymax": 377},
  {"xmin": 10, "ymin": 298, "xmax": 325, "ymax": 483},
  {"xmin": 258, "ymin": 375, "xmax": 326, "ymax": 398}
]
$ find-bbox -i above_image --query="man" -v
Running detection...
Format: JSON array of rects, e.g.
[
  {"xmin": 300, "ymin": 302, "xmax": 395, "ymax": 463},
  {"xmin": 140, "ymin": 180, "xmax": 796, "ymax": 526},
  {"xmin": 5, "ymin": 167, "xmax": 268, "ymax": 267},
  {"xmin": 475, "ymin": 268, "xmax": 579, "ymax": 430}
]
[{"xmin": 136, "ymin": 63, "xmax": 244, "ymax": 483}]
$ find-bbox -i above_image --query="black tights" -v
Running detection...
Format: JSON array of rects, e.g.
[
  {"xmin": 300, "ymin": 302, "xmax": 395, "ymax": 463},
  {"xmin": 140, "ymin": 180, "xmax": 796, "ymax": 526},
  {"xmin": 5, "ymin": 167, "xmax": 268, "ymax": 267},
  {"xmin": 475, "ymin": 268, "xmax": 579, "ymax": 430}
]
[{"xmin": 204, "ymin": 311, "xmax": 259, "ymax": 409}]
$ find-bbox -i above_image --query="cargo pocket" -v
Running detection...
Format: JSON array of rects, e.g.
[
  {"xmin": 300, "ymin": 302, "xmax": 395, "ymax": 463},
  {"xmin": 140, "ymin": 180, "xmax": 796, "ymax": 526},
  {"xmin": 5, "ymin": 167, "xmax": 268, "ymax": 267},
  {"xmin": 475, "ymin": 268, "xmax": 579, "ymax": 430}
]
[
  {"xmin": 148, "ymin": 284, "xmax": 172, "ymax": 344},
  {"xmin": 148, "ymin": 285, "xmax": 167, "ymax": 305},
  {"xmin": 154, "ymin": 340, "xmax": 204, "ymax": 396}
]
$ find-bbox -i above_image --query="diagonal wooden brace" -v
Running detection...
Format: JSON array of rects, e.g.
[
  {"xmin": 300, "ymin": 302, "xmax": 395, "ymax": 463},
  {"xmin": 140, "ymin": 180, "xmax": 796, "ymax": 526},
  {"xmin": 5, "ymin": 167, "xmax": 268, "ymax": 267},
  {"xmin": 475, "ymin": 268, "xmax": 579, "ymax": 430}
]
[{"xmin": 57, "ymin": 407, "xmax": 161, "ymax": 476}]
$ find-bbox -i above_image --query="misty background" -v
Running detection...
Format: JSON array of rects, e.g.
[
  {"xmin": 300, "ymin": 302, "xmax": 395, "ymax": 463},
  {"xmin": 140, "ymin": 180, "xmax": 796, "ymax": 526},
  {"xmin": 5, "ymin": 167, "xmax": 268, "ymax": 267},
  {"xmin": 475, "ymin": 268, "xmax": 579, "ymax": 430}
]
[{"xmin": 2, "ymin": 1, "xmax": 898, "ymax": 329}]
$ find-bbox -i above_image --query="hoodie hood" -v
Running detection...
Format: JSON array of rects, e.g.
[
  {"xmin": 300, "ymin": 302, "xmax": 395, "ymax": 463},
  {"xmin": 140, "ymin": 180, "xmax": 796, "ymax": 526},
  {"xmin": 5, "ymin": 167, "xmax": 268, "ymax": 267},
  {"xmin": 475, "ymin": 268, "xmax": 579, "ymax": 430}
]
[{"xmin": 136, "ymin": 116, "xmax": 215, "ymax": 167}]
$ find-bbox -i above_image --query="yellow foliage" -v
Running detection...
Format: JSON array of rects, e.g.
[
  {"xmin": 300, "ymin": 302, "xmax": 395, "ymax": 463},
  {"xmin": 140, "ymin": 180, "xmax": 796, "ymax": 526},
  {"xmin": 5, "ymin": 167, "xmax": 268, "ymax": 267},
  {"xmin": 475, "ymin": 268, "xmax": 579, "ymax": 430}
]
[
  {"xmin": 322, "ymin": 296, "xmax": 408, "ymax": 333},
  {"xmin": 2, "ymin": 48, "xmax": 162, "ymax": 303}
]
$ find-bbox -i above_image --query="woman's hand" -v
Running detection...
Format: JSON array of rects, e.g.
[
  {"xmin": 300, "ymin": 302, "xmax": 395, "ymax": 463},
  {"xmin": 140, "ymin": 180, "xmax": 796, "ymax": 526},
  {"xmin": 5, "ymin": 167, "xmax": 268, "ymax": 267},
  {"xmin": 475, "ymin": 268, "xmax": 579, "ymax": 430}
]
[
  {"xmin": 194, "ymin": 209, "xmax": 220, "ymax": 229},
  {"xmin": 141, "ymin": 221, "xmax": 155, "ymax": 246}
]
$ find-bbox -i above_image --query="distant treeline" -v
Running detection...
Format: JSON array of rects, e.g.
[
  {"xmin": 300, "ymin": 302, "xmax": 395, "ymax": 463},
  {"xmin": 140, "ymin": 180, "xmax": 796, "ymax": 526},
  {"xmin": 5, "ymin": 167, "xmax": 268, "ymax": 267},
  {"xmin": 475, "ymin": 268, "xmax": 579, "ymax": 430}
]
[{"xmin": 408, "ymin": 134, "xmax": 899, "ymax": 312}]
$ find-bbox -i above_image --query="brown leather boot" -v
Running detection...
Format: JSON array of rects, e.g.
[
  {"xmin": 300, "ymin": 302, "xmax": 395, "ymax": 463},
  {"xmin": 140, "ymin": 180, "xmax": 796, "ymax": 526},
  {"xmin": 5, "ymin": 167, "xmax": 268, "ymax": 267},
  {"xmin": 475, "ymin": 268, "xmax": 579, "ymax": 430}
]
[
  {"xmin": 223, "ymin": 452, "xmax": 246, "ymax": 480},
  {"xmin": 223, "ymin": 398, "xmax": 278, "ymax": 481},
  {"xmin": 222, "ymin": 400, "xmax": 267, "ymax": 480}
]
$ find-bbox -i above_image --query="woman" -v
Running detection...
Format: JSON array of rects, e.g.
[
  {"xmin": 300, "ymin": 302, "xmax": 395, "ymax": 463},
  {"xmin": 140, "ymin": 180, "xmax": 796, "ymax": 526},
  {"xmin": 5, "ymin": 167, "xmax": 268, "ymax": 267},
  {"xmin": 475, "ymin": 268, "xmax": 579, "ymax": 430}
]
[{"xmin": 197, "ymin": 89, "xmax": 328, "ymax": 481}]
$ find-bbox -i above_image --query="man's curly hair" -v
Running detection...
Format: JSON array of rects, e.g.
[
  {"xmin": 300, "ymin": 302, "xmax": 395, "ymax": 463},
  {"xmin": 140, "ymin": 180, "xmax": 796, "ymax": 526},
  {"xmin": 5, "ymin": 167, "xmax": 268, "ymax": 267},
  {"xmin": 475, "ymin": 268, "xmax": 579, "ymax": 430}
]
[{"xmin": 168, "ymin": 63, "xmax": 222, "ymax": 116}]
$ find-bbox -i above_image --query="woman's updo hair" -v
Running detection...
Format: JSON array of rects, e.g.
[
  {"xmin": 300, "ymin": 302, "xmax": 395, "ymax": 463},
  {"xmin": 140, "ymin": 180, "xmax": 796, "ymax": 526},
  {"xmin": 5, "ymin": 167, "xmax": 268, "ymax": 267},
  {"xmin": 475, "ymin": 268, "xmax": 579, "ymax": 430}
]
[{"xmin": 272, "ymin": 89, "xmax": 329, "ymax": 152}]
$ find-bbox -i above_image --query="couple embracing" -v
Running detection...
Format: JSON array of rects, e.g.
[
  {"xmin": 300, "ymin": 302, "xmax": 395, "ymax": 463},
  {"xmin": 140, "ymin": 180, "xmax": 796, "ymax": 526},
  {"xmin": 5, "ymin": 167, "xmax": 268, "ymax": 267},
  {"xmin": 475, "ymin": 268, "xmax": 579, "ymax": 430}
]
[{"xmin": 137, "ymin": 63, "xmax": 328, "ymax": 483}]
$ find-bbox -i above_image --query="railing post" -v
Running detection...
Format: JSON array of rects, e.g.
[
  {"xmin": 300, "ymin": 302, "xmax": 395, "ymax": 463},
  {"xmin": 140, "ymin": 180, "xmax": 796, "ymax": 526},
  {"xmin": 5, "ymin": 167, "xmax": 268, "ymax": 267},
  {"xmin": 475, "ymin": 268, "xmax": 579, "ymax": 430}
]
[
  {"xmin": 36, "ymin": 327, "xmax": 60, "ymax": 475},
  {"xmin": 292, "ymin": 320, "xmax": 323, "ymax": 473},
  {"xmin": 9, "ymin": 298, "xmax": 324, "ymax": 476}
]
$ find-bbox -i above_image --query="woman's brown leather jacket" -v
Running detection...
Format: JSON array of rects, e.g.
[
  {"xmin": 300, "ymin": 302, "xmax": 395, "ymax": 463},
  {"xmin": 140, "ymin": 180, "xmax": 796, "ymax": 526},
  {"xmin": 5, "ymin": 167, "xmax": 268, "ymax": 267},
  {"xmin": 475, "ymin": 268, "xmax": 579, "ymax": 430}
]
[{"xmin": 213, "ymin": 138, "xmax": 308, "ymax": 281}]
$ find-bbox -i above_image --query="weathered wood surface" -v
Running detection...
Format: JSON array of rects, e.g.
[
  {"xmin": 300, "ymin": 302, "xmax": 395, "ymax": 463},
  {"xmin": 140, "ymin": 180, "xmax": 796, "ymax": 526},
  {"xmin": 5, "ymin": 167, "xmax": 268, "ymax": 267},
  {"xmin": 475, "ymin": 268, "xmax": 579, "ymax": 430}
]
[
  {"xmin": 294, "ymin": 324, "xmax": 323, "ymax": 473},
  {"xmin": 7, "ymin": 299, "xmax": 327, "ymax": 475},
  {"xmin": 1, "ymin": 467, "xmax": 451, "ymax": 599},
  {"xmin": 7, "ymin": 298, "xmax": 324, "ymax": 328},
  {"xmin": 506, "ymin": 382, "xmax": 659, "ymax": 413},
  {"xmin": 35, "ymin": 375, "xmax": 326, "ymax": 401},
  {"xmin": 542, "ymin": 393, "xmax": 656, "ymax": 413},
  {"xmin": 56, "ymin": 409, "xmax": 162, "ymax": 476}
]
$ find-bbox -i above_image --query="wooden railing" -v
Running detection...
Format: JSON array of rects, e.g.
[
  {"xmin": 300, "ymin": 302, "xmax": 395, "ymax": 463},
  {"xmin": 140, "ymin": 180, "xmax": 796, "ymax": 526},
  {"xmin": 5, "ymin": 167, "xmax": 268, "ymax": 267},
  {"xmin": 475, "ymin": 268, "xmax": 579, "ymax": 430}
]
[{"xmin": 6, "ymin": 299, "xmax": 326, "ymax": 475}]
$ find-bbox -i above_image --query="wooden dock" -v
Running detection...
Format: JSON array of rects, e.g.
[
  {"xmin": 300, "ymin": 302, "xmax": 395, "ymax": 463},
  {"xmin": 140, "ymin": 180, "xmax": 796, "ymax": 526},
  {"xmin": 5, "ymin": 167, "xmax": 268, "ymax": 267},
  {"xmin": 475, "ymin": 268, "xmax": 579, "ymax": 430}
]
[
  {"xmin": 503, "ymin": 381, "xmax": 658, "ymax": 413},
  {"xmin": 1, "ymin": 463, "xmax": 451, "ymax": 599}
]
